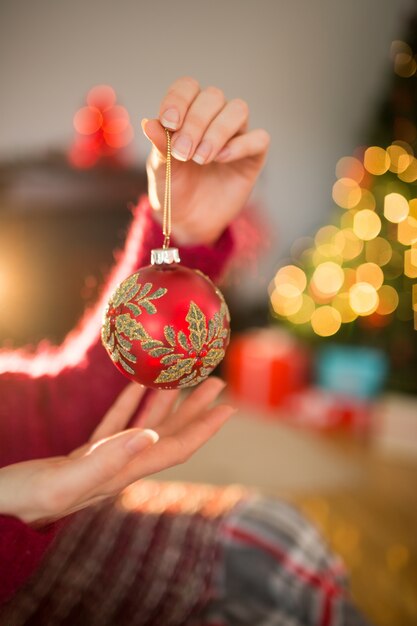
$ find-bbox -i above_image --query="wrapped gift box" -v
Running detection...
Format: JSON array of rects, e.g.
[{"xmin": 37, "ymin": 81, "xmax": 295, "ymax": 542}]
[{"xmin": 224, "ymin": 327, "xmax": 310, "ymax": 410}]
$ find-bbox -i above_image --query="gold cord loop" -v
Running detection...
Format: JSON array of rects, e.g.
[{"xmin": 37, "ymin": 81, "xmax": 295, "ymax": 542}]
[{"xmin": 163, "ymin": 128, "xmax": 172, "ymax": 249}]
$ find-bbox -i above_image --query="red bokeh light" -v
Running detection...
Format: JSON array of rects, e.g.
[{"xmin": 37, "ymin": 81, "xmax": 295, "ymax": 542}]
[
  {"xmin": 73, "ymin": 106, "xmax": 103, "ymax": 135},
  {"xmin": 86, "ymin": 85, "xmax": 116, "ymax": 111},
  {"xmin": 70, "ymin": 85, "xmax": 134, "ymax": 168}
]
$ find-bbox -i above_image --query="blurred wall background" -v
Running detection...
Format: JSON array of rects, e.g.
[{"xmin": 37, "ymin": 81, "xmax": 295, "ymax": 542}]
[{"xmin": 0, "ymin": 0, "xmax": 414, "ymax": 300}]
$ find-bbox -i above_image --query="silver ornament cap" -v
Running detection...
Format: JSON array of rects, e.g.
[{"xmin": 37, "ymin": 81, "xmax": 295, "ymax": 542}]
[{"xmin": 151, "ymin": 247, "xmax": 181, "ymax": 265}]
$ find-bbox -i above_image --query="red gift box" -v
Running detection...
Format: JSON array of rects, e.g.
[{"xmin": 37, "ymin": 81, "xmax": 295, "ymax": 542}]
[{"xmin": 224, "ymin": 328, "xmax": 310, "ymax": 410}]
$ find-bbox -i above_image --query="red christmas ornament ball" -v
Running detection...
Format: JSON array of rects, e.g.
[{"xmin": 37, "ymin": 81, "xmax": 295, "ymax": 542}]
[{"xmin": 102, "ymin": 253, "xmax": 230, "ymax": 389}]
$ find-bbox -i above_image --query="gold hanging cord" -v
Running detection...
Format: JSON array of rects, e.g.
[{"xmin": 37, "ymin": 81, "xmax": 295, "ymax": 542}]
[{"xmin": 163, "ymin": 128, "xmax": 172, "ymax": 249}]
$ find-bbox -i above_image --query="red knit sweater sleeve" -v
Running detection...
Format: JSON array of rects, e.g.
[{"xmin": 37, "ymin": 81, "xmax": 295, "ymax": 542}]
[
  {"xmin": 0, "ymin": 515, "xmax": 62, "ymax": 605},
  {"xmin": 0, "ymin": 194, "xmax": 235, "ymax": 606}
]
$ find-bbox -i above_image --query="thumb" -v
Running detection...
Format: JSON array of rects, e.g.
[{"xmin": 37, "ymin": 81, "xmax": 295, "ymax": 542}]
[
  {"xmin": 141, "ymin": 118, "xmax": 169, "ymax": 160},
  {"xmin": 63, "ymin": 428, "xmax": 159, "ymax": 499}
]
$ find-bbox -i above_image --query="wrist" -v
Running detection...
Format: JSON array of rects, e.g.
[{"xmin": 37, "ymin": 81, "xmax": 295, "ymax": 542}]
[{"xmin": 149, "ymin": 204, "xmax": 224, "ymax": 247}]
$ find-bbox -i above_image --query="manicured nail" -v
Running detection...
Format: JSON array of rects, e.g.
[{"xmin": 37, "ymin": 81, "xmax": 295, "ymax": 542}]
[
  {"xmin": 171, "ymin": 134, "xmax": 193, "ymax": 161},
  {"xmin": 192, "ymin": 140, "xmax": 212, "ymax": 165},
  {"xmin": 161, "ymin": 108, "xmax": 180, "ymax": 130},
  {"xmin": 125, "ymin": 429, "xmax": 159, "ymax": 454},
  {"xmin": 215, "ymin": 147, "xmax": 231, "ymax": 162}
]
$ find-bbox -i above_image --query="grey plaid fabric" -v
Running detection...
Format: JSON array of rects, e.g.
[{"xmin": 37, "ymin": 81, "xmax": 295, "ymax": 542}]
[
  {"xmin": 198, "ymin": 496, "xmax": 371, "ymax": 626},
  {"xmin": 1, "ymin": 485, "xmax": 371, "ymax": 626}
]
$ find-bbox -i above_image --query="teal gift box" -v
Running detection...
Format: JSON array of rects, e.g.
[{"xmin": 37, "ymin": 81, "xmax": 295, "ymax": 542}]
[{"xmin": 316, "ymin": 344, "xmax": 388, "ymax": 399}]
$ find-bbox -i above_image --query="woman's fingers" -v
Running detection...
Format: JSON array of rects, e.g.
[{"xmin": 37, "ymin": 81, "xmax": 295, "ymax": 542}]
[
  {"xmin": 156, "ymin": 377, "xmax": 226, "ymax": 437},
  {"xmin": 98, "ymin": 404, "xmax": 236, "ymax": 495},
  {"xmin": 139, "ymin": 388, "xmax": 180, "ymax": 430},
  {"xmin": 170, "ymin": 87, "xmax": 226, "ymax": 162},
  {"xmin": 143, "ymin": 77, "xmax": 251, "ymax": 166},
  {"xmin": 158, "ymin": 76, "xmax": 200, "ymax": 130},
  {"xmin": 192, "ymin": 98, "xmax": 249, "ymax": 165},
  {"xmin": 214, "ymin": 128, "xmax": 271, "ymax": 163},
  {"xmin": 90, "ymin": 382, "xmax": 146, "ymax": 443}
]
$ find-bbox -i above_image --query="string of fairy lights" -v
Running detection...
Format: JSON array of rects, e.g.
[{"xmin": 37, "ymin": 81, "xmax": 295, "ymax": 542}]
[{"xmin": 269, "ymin": 41, "xmax": 417, "ymax": 338}]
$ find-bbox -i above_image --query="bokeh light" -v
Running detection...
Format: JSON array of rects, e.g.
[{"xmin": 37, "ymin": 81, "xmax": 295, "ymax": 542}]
[
  {"xmin": 387, "ymin": 144, "xmax": 413, "ymax": 173},
  {"xmin": 356, "ymin": 263, "xmax": 384, "ymax": 289},
  {"xmin": 311, "ymin": 262, "xmax": 344, "ymax": 297},
  {"xmin": 274, "ymin": 265, "xmax": 307, "ymax": 292},
  {"xmin": 334, "ymin": 228, "xmax": 364, "ymax": 260},
  {"xmin": 404, "ymin": 249, "xmax": 417, "ymax": 278},
  {"xmin": 332, "ymin": 292, "xmax": 357, "ymax": 323},
  {"xmin": 73, "ymin": 106, "xmax": 103, "ymax": 134},
  {"xmin": 364, "ymin": 147, "xmax": 390, "ymax": 175},
  {"xmin": 87, "ymin": 84, "xmax": 116, "ymax": 110},
  {"xmin": 311, "ymin": 306, "xmax": 342, "ymax": 336},
  {"xmin": 332, "ymin": 178, "xmax": 362, "ymax": 209},
  {"xmin": 271, "ymin": 285, "xmax": 303, "ymax": 316},
  {"xmin": 376, "ymin": 285, "xmax": 399, "ymax": 315},
  {"xmin": 365, "ymin": 237, "xmax": 392, "ymax": 266},
  {"xmin": 335, "ymin": 156, "xmax": 364, "ymax": 183},
  {"xmin": 349, "ymin": 282, "xmax": 379, "ymax": 316},
  {"xmin": 353, "ymin": 210, "xmax": 381, "ymax": 240},
  {"xmin": 398, "ymin": 157, "xmax": 417, "ymax": 182},
  {"xmin": 397, "ymin": 216, "xmax": 417, "ymax": 245},
  {"xmin": 287, "ymin": 294, "xmax": 315, "ymax": 324},
  {"xmin": 384, "ymin": 193, "xmax": 409, "ymax": 223}
]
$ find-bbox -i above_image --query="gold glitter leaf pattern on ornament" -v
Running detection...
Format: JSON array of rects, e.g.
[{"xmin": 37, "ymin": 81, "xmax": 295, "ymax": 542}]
[
  {"xmin": 103, "ymin": 288, "xmax": 230, "ymax": 386},
  {"xmin": 154, "ymin": 300, "xmax": 229, "ymax": 386},
  {"xmin": 186, "ymin": 301, "xmax": 208, "ymax": 353}
]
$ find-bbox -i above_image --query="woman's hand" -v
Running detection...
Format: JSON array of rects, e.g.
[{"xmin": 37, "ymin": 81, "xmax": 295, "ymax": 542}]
[
  {"xmin": 142, "ymin": 76, "xmax": 270, "ymax": 245},
  {"xmin": 0, "ymin": 378, "xmax": 234, "ymax": 525}
]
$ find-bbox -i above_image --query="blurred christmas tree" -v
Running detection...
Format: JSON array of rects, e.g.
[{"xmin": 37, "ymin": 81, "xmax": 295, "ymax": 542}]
[{"xmin": 270, "ymin": 20, "xmax": 417, "ymax": 394}]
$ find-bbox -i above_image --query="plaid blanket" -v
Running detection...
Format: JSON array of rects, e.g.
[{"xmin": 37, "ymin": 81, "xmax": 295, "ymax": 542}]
[{"xmin": 1, "ymin": 483, "xmax": 370, "ymax": 626}]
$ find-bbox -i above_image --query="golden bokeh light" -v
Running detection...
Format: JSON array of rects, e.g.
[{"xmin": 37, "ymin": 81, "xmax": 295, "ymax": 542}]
[
  {"xmin": 394, "ymin": 52, "xmax": 417, "ymax": 78},
  {"xmin": 349, "ymin": 282, "xmax": 379, "ymax": 316},
  {"xmin": 335, "ymin": 156, "xmax": 364, "ymax": 183},
  {"xmin": 397, "ymin": 216, "xmax": 417, "ymax": 245},
  {"xmin": 312, "ymin": 245, "xmax": 343, "ymax": 266},
  {"xmin": 384, "ymin": 193, "xmax": 409, "ymax": 223},
  {"xmin": 334, "ymin": 228, "xmax": 364, "ymax": 260},
  {"xmin": 311, "ymin": 306, "xmax": 342, "ymax": 337},
  {"xmin": 356, "ymin": 263, "xmax": 384, "ymax": 289},
  {"xmin": 398, "ymin": 157, "xmax": 417, "ymax": 183},
  {"xmin": 271, "ymin": 285, "xmax": 303, "ymax": 317},
  {"xmin": 353, "ymin": 210, "xmax": 381, "ymax": 241},
  {"xmin": 332, "ymin": 292, "xmax": 357, "ymax": 323},
  {"xmin": 365, "ymin": 237, "xmax": 393, "ymax": 266},
  {"xmin": 409, "ymin": 199, "xmax": 417, "ymax": 219},
  {"xmin": 376, "ymin": 285, "xmax": 399, "ymax": 315},
  {"xmin": 274, "ymin": 265, "xmax": 307, "ymax": 293},
  {"xmin": 343, "ymin": 268, "xmax": 357, "ymax": 290},
  {"xmin": 287, "ymin": 294, "xmax": 316, "ymax": 324},
  {"xmin": 314, "ymin": 225, "xmax": 339, "ymax": 246},
  {"xmin": 364, "ymin": 147, "xmax": 390, "ymax": 175},
  {"xmin": 332, "ymin": 178, "xmax": 362, "ymax": 209},
  {"xmin": 404, "ymin": 248, "xmax": 417, "ymax": 278},
  {"xmin": 387, "ymin": 144, "xmax": 413, "ymax": 173},
  {"xmin": 311, "ymin": 262, "xmax": 344, "ymax": 297}
]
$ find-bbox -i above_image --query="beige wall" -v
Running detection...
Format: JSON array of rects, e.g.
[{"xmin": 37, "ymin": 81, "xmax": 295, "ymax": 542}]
[{"xmin": 0, "ymin": 0, "xmax": 414, "ymax": 300}]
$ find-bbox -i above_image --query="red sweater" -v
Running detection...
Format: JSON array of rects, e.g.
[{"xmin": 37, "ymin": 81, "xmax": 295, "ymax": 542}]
[{"xmin": 0, "ymin": 195, "xmax": 235, "ymax": 605}]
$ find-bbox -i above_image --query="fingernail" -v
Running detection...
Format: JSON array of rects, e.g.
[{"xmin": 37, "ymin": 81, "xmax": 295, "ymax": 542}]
[
  {"xmin": 141, "ymin": 118, "xmax": 150, "ymax": 136},
  {"xmin": 215, "ymin": 147, "xmax": 231, "ymax": 162},
  {"xmin": 125, "ymin": 429, "xmax": 159, "ymax": 454},
  {"xmin": 171, "ymin": 134, "xmax": 193, "ymax": 161},
  {"xmin": 161, "ymin": 108, "xmax": 180, "ymax": 130},
  {"xmin": 192, "ymin": 140, "xmax": 212, "ymax": 165}
]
